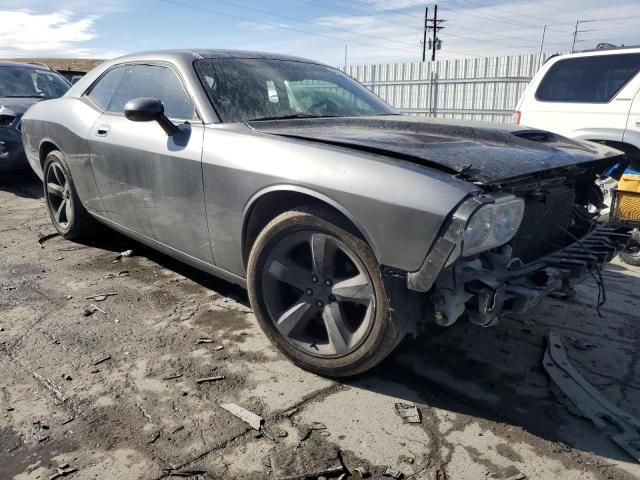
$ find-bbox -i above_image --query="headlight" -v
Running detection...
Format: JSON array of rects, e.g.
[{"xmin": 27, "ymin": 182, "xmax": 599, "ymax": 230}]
[{"xmin": 462, "ymin": 195, "xmax": 525, "ymax": 256}]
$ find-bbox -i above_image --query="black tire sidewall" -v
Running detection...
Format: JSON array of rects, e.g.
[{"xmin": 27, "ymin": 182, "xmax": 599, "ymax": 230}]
[
  {"xmin": 43, "ymin": 151, "xmax": 90, "ymax": 239},
  {"xmin": 620, "ymin": 231, "xmax": 640, "ymax": 266},
  {"xmin": 247, "ymin": 208, "xmax": 403, "ymax": 377}
]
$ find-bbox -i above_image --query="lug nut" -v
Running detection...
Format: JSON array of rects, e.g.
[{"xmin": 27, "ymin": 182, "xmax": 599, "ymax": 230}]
[
  {"xmin": 306, "ymin": 288, "xmax": 313, "ymax": 296},
  {"xmin": 329, "ymin": 294, "xmax": 336, "ymax": 302},
  {"xmin": 316, "ymin": 300, "xmax": 324, "ymax": 307},
  {"xmin": 311, "ymin": 276, "xmax": 318, "ymax": 283},
  {"xmin": 325, "ymin": 279, "xmax": 332, "ymax": 286}
]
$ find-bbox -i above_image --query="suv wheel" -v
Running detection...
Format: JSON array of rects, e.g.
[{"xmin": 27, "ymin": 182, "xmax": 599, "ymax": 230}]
[
  {"xmin": 247, "ymin": 207, "xmax": 406, "ymax": 377},
  {"xmin": 620, "ymin": 230, "xmax": 640, "ymax": 266},
  {"xmin": 43, "ymin": 150, "xmax": 95, "ymax": 239}
]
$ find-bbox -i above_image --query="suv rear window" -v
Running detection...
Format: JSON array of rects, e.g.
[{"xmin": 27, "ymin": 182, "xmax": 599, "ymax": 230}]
[{"xmin": 536, "ymin": 53, "xmax": 640, "ymax": 103}]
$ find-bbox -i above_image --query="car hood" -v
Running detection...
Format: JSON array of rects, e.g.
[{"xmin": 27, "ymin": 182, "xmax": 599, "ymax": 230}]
[
  {"xmin": 0, "ymin": 97, "xmax": 44, "ymax": 118},
  {"xmin": 247, "ymin": 115, "xmax": 622, "ymax": 184}
]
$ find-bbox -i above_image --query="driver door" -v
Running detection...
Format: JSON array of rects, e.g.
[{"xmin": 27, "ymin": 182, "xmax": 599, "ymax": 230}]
[{"xmin": 86, "ymin": 63, "xmax": 213, "ymax": 264}]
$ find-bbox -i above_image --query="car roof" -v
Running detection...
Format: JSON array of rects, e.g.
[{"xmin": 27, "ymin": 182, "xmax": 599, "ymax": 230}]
[
  {"xmin": 0, "ymin": 60, "xmax": 53, "ymax": 70},
  {"xmin": 109, "ymin": 49, "xmax": 326, "ymax": 66},
  {"xmin": 552, "ymin": 46, "xmax": 640, "ymax": 59}
]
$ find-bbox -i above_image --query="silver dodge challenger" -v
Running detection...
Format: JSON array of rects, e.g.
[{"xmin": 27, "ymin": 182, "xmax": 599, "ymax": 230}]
[{"xmin": 21, "ymin": 50, "xmax": 630, "ymax": 376}]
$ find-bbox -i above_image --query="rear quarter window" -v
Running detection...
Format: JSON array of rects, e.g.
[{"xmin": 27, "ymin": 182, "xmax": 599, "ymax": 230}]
[{"xmin": 535, "ymin": 53, "xmax": 640, "ymax": 103}]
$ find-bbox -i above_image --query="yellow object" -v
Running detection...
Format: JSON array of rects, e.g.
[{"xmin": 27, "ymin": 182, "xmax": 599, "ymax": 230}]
[
  {"xmin": 615, "ymin": 173, "xmax": 640, "ymax": 222},
  {"xmin": 618, "ymin": 173, "xmax": 640, "ymax": 193}
]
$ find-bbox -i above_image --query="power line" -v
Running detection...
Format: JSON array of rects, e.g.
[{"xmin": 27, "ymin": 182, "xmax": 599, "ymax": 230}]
[
  {"xmin": 208, "ymin": 0, "xmax": 421, "ymax": 50},
  {"xmin": 159, "ymin": 0, "xmax": 420, "ymax": 55}
]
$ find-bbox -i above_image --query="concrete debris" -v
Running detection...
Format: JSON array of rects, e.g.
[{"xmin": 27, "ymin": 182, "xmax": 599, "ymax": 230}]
[
  {"xmin": 49, "ymin": 465, "xmax": 78, "ymax": 480},
  {"xmin": 196, "ymin": 375, "xmax": 225, "ymax": 384},
  {"xmin": 115, "ymin": 249, "xmax": 135, "ymax": 260},
  {"xmin": 213, "ymin": 345, "xmax": 224, "ymax": 351},
  {"xmin": 354, "ymin": 466, "xmax": 370, "ymax": 478},
  {"xmin": 65, "ymin": 295, "xmax": 73, "ymax": 300},
  {"xmin": 394, "ymin": 402, "xmax": 421, "ymax": 423},
  {"xmin": 82, "ymin": 307, "xmax": 96, "ymax": 317},
  {"xmin": 544, "ymin": 331, "xmax": 640, "ymax": 463},
  {"xmin": 221, "ymin": 403, "xmax": 263, "ymax": 430},
  {"xmin": 85, "ymin": 292, "xmax": 118, "ymax": 301},
  {"xmin": 196, "ymin": 337, "xmax": 214, "ymax": 344},
  {"xmin": 268, "ymin": 444, "xmax": 344, "ymax": 480},
  {"xmin": 93, "ymin": 355, "xmax": 111, "ymax": 366},
  {"xmin": 382, "ymin": 467, "xmax": 404, "ymax": 479},
  {"xmin": 105, "ymin": 271, "xmax": 129, "ymax": 279}
]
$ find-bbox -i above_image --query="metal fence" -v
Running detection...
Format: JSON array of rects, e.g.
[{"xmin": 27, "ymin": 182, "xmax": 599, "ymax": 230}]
[{"xmin": 341, "ymin": 53, "xmax": 551, "ymax": 123}]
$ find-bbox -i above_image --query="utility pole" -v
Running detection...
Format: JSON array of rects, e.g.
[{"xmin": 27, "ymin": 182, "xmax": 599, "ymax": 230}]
[
  {"xmin": 431, "ymin": 4, "xmax": 438, "ymax": 61},
  {"xmin": 422, "ymin": 7, "xmax": 428, "ymax": 62},
  {"xmin": 571, "ymin": 19, "xmax": 597, "ymax": 53},
  {"xmin": 421, "ymin": 4, "xmax": 445, "ymax": 62}
]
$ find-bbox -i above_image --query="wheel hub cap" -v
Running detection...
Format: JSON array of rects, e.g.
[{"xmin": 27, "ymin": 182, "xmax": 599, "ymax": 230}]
[{"xmin": 262, "ymin": 231, "xmax": 375, "ymax": 358}]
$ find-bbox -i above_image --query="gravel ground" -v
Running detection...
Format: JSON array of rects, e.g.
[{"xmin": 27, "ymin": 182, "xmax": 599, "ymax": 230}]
[{"xmin": 1, "ymin": 171, "xmax": 639, "ymax": 480}]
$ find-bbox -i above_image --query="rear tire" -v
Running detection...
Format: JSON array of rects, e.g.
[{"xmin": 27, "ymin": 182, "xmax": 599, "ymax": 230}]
[
  {"xmin": 247, "ymin": 206, "xmax": 406, "ymax": 377},
  {"xmin": 43, "ymin": 150, "xmax": 95, "ymax": 240},
  {"xmin": 619, "ymin": 230, "xmax": 640, "ymax": 266}
]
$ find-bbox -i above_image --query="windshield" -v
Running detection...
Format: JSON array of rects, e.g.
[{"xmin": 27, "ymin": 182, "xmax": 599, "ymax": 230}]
[
  {"xmin": 0, "ymin": 65, "xmax": 70, "ymax": 98},
  {"xmin": 194, "ymin": 58, "xmax": 398, "ymax": 123}
]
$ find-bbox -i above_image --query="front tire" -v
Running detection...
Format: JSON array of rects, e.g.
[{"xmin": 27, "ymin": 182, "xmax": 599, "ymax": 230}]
[
  {"xmin": 247, "ymin": 207, "xmax": 406, "ymax": 377},
  {"xmin": 620, "ymin": 230, "xmax": 640, "ymax": 266},
  {"xmin": 43, "ymin": 150, "xmax": 95, "ymax": 240}
]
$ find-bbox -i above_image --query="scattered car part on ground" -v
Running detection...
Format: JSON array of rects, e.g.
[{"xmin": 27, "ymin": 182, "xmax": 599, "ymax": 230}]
[
  {"xmin": 544, "ymin": 331, "xmax": 640, "ymax": 463},
  {"xmin": 21, "ymin": 49, "xmax": 632, "ymax": 376},
  {"xmin": 220, "ymin": 403, "xmax": 264, "ymax": 430},
  {"xmin": 394, "ymin": 403, "xmax": 421, "ymax": 423}
]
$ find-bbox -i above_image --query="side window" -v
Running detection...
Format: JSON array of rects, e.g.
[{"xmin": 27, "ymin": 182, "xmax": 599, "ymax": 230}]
[
  {"xmin": 536, "ymin": 53, "xmax": 640, "ymax": 103},
  {"xmin": 87, "ymin": 67, "xmax": 125, "ymax": 110},
  {"xmin": 107, "ymin": 64, "xmax": 195, "ymax": 119}
]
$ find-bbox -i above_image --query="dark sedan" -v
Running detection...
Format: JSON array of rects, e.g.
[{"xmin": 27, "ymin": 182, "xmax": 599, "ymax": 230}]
[{"xmin": 0, "ymin": 61, "xmax": 70, "ymax": 170}]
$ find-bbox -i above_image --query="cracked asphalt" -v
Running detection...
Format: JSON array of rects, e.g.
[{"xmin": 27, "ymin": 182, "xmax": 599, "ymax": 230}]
[{"xmin": 1, "ymin": 171, "xmax": 640, "ymax": 480}]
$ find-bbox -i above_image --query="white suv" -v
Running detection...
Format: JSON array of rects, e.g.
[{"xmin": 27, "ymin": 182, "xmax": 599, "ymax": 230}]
[{"xmin": 515, "ymin": 47, "xmax": 640, "ymax": 161}]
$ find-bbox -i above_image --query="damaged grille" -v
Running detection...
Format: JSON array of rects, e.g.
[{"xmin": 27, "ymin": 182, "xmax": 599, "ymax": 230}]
[{"xmin": 510, "ymin": 185, "xmax": 576, "ymax": 263}]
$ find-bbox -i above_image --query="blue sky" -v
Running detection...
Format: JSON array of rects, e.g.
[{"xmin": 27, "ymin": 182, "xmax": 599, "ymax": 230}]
[{"xmin": 1, "ymin": 0, "xmax": 639, "ymax": 65}]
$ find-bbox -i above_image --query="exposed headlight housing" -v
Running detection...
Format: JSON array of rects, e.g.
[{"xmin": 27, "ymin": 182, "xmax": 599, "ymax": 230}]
[{"xmin": 462, "ymin": 195, "xmax": 525, "ymax": 256}]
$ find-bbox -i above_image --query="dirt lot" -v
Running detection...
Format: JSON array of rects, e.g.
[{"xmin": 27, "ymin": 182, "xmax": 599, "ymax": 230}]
[{"xmin": 1, "ymin": 171, "xmax": 639, "ymax": 480}]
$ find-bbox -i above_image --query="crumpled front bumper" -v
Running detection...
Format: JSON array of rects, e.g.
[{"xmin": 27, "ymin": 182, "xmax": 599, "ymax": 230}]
[
  {"xmin": 458, "ymin": 226, "xmax": 630, "ymax": 326},
  {"xmin": 408, "ymin": 218, "xmax": 630, "ymax": 327}
]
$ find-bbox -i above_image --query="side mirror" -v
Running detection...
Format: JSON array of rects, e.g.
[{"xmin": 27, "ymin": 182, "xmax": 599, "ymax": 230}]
[{"xmin": 124, "ymin": 97, "xmax": 178, "ymax": 136}]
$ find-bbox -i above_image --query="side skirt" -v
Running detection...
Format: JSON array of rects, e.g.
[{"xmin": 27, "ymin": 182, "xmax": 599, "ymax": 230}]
[{"xmin": 89, "ymin": 213, "xmax": 248, "ymax": 289}]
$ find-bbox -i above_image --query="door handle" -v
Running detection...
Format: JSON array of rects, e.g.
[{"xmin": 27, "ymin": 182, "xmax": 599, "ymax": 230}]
[{"xmin": 96, "ymin": 124, "xmax": 110, "ymax": 136}]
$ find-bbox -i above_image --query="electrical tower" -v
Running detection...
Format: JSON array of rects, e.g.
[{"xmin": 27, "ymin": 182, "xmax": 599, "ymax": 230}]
[{"xmin": 421, "ymin": 4, "xmax": 445, "ymax": 62}]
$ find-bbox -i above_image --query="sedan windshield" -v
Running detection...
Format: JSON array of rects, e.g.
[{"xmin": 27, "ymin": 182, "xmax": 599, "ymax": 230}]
[
  {"xmin": 0, "ymin": 65, "xmax": 70, "ymax": 98},
  {"xmin": 194, "ymin": 58, "xmax": 398, "ymax": 123}
]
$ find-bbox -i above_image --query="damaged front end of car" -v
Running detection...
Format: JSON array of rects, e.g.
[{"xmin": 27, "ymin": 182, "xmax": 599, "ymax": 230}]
[{"xmin": 407, "ymin": 159, "xmax": 631, "ymax": 328}]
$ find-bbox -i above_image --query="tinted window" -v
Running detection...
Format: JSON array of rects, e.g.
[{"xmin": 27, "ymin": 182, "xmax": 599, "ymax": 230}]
[
  {"xmin": 89, "ymin": 64, "xmax": 195, "ymax": 119},
  {"xmin": 87, "ymin": 66, "xmax": 124, "ymax": 110},
  {"xmin": 194, "ymin": 58, "xmax": 397, "ymax": 123},
  {"xmin": 536, "ymin": 53, "xmax": 640, "ymax": 103},
  {"xmin": 0, "ymin": 66, "xmax": 69, "ymax": 98}
]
